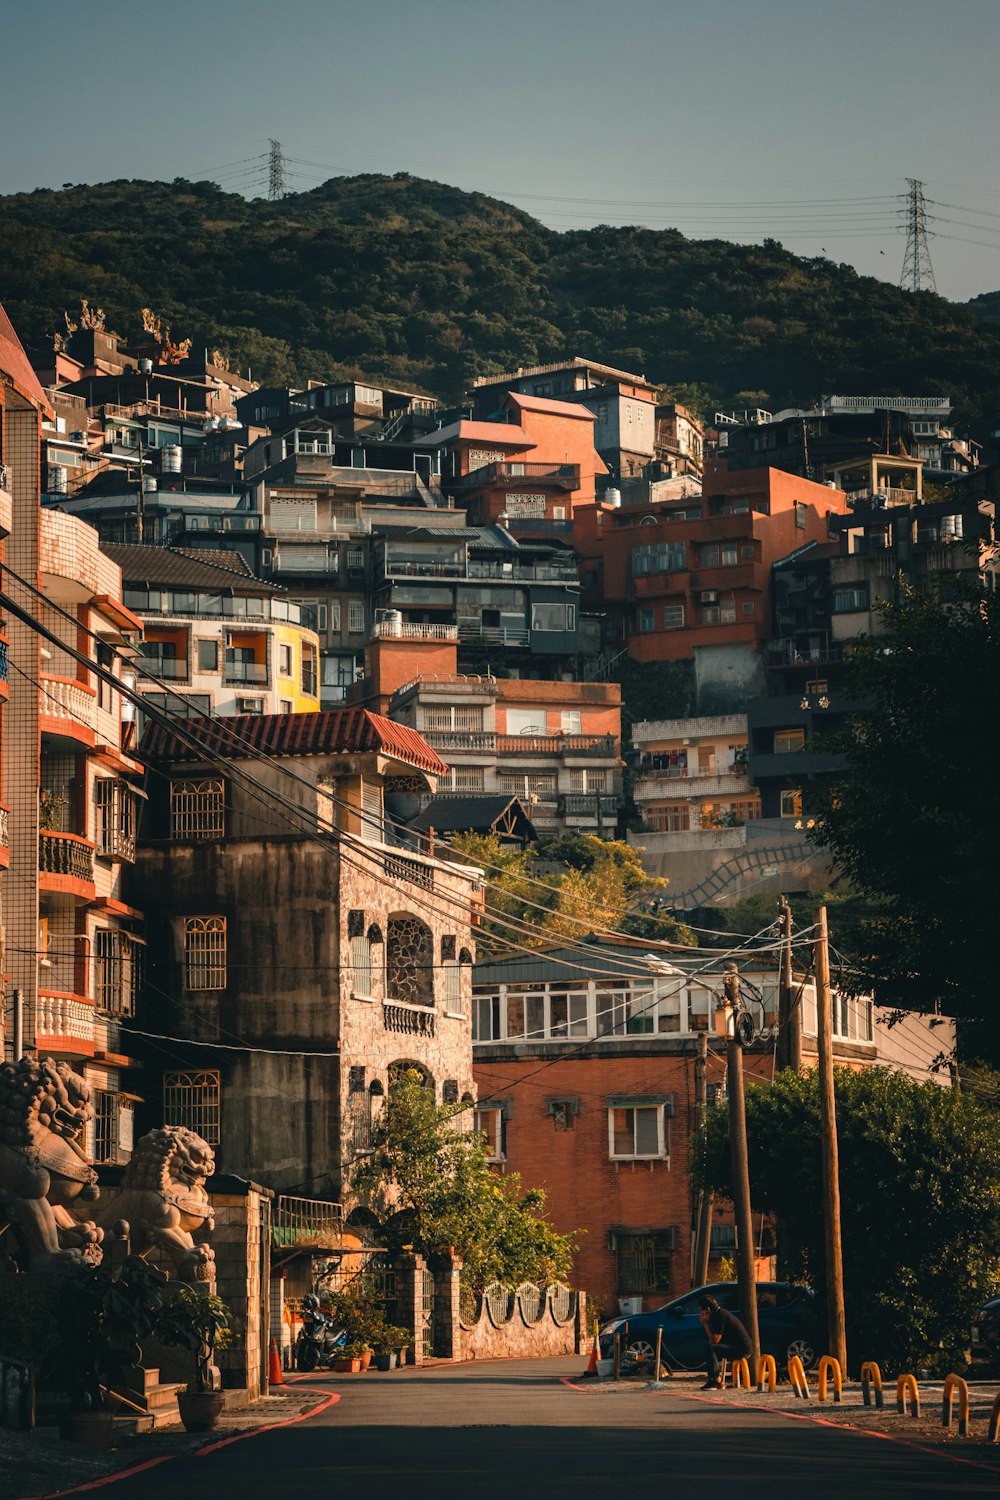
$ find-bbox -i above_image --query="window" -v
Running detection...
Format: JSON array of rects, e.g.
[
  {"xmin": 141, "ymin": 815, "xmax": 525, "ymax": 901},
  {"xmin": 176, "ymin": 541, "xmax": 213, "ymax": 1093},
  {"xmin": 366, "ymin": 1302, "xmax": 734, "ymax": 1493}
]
[
  {"xmin": 170, "ymin": 778, "xmax": 225, "ymax": 840},
  {"xmin": 631, "ymin": 541, "xmax": 686, "ymax": 576},
  {"xmin": 505, "ymin": 708, "xmax": 546, "ymax": 736},
  {"xmin": 197, "ymin": 639, "xmax": 219, "ymax": 672},
  {"xmin": 531, "ymin": 603, "xmax": 575, "ymax": 633},
  {"xmin": 568, "ymin": 768, "xmax": 609, "ymax": 793},
  {"xmin": 347, "ymin": 547, "xmax": 366, "ymax": 572},
  {"xmin": 95, "ymin": 779, "xmax": 137, "ymax": 861},
  {"xmin": 475, "ymin": 1107, "xmax": 506, "ymax": 1161},
  {"xmin": 806, "ymin": 678, "xmax": 828, "ymax": 695},
  {"xmin": 664, "ymin": 605, "xmax": 685, "ymax": 630},
  {"xmin": 270, "ymin": 496, "xmax": 317, "ymax": 531},
  {"xmin": 560, "ymin": 711, "xmax": 582, "ymax": 735},
  {"xmin": 774, "ymin": 728, "xmax": 806, "ymax": 753},
  {"xmin": 720, "ymin": 597, "xmax": 736, "ymax": 624},
  {"xmin": 95, "ymin": 929, "xmax": 143, "ymax": 1017},
  {"xmin": 780, "ymin": 789, "xmax": 803, "ymax": 819},
  {"xmin": 351, "ymin": 933, "xmax": 372, "ymax": 995},
  {"xmin": 93, "ymin": 1091, "xmax": 134, "ymax": 1165},
  {"xmin": 473, "ymin": 992, "xmax": 500, "ymax": 1042},
  {"xmin": 615, "ymin": 1230, "xmax": 675, "ymax": 1295},
  {"xmin": 609, "ymin": 1103, "xmax": 669, "ymax": 1160},
  {"xmin": 741, "ymin": 544, "xmax": 755, "ymax": 560},
  {"xmin": 279, "ymin": 699, "xmax": 293, "ymax": 714},
  {"xmin": 795, "ymin": 502, "xmax": 807, "ymax": 529},
  {"xmin": 163, "ymin": 1069, "xmax": 221, "ymax": 1144},
  {"xmin": 648, "ymin": 804, "xmax": 690, "ymax": 832},
  {"xmin": 443, "ymin": 957, "xmax": 462, "ymax": 1012},
  {"xmin": 279, "ymin": 644, "xmax": 293, "ymax": 676},
  {"xmin": 638, "ymin": 607, "xmax": 656, "ymax": 633},
  {"xmin": 710, "ymin": 1224, "xmax": 738, "ymax": 1252},
  {"xmin": 832, "ymin": 584, "xmax": 868, "ymax": 613},
  {"xmin": 498, "ymin": 771, "xmax": 557, "ymax": 799},
  {"xmin": 741, "ymin": 601, "xmax": 755, "ymax": 616},
  {"xmin": 329, "ymin": 602, "xmax": 341, "ymax": 633},
  {"xmin": 348, "ymin": 601, "xmax": 365, "ymax": 633},
  {"xmin": 386, "ymin": 913, "xmax": 434, "ymax": 1006},
  {"xmin": 183, "ymin": 916, "xmax": 227, "ymax": 991},
  {"xmin": 445, "ymin": 765, "xmax": 486, "ymax": 792},
  {"xmin": 301, "ymin": 642, "xmax": 318, "ymax": 697},
  {"xmin": 424, "ymin": 704, "xmax": 484, "ymax": 733}
]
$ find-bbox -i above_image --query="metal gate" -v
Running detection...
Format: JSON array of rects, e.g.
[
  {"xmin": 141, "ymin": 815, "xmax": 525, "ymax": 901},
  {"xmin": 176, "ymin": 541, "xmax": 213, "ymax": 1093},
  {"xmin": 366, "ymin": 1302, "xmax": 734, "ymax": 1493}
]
[{"xmin": 421, "ymin": 1267, "xmax": 437, "ymax": 1358}]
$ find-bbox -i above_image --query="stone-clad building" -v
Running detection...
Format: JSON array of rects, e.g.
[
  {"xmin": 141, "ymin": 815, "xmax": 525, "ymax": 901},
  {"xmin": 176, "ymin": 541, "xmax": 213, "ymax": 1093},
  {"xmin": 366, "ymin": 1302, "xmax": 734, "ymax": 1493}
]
[{"xmin": 129, "ymin": 708, "xmax": 482, "ymax": 1211}]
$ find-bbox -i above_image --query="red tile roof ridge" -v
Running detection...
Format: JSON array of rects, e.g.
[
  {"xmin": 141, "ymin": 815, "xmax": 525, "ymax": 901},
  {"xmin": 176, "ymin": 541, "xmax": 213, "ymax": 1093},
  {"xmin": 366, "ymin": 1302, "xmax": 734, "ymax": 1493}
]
[{"xmin": 0, "ymin": 302, "xmax": 52, "ymax": 413}]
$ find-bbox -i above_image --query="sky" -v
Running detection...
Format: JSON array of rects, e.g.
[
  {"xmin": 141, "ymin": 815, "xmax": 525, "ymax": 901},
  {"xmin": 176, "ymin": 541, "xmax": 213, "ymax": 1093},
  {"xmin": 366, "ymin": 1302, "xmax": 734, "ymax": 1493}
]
[{"xmin": 2, "ymin": 0, "xmax": 1000, "ymax": 302}]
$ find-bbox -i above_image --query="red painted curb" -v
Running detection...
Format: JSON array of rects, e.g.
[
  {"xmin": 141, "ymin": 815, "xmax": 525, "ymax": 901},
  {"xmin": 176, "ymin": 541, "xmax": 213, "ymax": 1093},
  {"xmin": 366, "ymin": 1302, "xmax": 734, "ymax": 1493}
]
[
  {"xmin": 559, "ymin": 1376, "xmax": 1000, "ymax": 1477},
  {"xmin": 15, "ymin": 1390, "xmax": 342, "ymax": 1500}
]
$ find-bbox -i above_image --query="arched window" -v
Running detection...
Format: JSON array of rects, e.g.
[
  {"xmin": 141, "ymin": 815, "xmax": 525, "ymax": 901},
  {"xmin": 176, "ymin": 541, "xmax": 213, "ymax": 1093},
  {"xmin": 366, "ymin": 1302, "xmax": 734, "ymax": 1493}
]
[
  {"xmin": 388, "ymin": 1060, "xmax": 434, "ymax": 1095},
  {"xmin": 386, "ymin": 913, "xmax": 434, "ymax": 1007}
]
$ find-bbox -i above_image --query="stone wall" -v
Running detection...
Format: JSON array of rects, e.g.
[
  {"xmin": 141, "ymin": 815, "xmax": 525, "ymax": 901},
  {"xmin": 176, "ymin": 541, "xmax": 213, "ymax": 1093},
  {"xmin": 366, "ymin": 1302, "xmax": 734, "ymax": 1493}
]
[
  {"xmin": 210, "ymin": 1176, "xmax": 272, "ymax": 1399},
  {"xmin": 458, "ymin": 1282, "xmax": 586, "ymax": 1362}
]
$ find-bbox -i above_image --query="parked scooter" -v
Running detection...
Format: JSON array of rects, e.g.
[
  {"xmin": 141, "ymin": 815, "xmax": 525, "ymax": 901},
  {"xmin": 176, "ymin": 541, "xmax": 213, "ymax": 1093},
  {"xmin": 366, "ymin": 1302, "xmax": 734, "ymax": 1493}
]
[{"xmin": 294, "ymin": 1294, "xmax": 347, "ymax": 1371}]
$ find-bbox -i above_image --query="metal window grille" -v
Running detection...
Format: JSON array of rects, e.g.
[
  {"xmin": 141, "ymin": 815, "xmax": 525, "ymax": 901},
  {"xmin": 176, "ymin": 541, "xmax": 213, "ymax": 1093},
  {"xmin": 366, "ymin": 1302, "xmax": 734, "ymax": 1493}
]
[
  {"xmin": 93, "ymin": 1092, "xmax": 133, "ymax": 1164},
  {"xmin": 615, "ymin": 1231, "xmax": 676, "ymax": 1294},
  {"xmin": 95, "ymin": 928, "xmax": 143, "ymax": 1016},
  {"xmin": 170, "ymin": 779, "xmax": 225, "ymax": 840},
  {"xmin": 351, "ymin": 934, "xmax": 372, "ymax": 994},
  {"xmin": 95, "ymin": 779, "xmax": 137, "ymax": 860},
  {"xmin": 163, "ymin": 1069, "xmax": 221, "ymax": 1144},
  {"xmin": 184, "ymin": 916, "xmax": 227, "ymax": 991},
  {"xmin": 443, "ymin": 962, "xmax": 462, "ymax": 1009}
]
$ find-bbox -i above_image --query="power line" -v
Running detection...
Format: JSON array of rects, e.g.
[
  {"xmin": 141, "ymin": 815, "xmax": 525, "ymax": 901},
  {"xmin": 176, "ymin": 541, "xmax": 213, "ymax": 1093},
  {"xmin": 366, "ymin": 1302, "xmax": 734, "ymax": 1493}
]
[{"xmin": 267, "ymin": 139, "xmax": 288, "ymax": 201}]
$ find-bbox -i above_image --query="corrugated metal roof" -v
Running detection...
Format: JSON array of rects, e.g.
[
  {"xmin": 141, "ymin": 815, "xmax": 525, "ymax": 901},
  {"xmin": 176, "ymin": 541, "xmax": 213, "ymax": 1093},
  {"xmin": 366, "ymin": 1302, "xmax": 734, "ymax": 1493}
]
[{"xmin": 140, "ymin": 707, "xmax": 447, "ymax": 775}]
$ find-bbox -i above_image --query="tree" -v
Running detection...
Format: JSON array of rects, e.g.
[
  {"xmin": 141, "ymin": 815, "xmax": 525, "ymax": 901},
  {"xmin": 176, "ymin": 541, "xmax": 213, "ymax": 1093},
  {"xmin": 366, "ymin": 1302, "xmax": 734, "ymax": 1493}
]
[
  {"xmin": 353, "ymin": 1073, "xmax": 576, "ymax": 1291},
  {"xmin": 448, "ymin": 831, "xmax": 695, "ymax": 951},
  {"xmin": 807, "ymin": 582, "xmax": 1000, "ymax": 1063},
  {"xmin": 694, "ymin": 1067, "xmax": 1000, "ymax": 1372}
]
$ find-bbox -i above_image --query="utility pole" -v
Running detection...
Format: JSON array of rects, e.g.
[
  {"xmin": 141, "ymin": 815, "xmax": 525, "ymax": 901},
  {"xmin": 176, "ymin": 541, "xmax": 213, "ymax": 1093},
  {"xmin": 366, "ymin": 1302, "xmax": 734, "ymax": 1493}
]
[
  {"xmin": 723, "ymin": 969, "xmax": 760, "ymax": 1365},
  {"xmin": 899, "ymin": 178, "xmax": 937, "ymax": 294},
  {"xmin": 11, "ymin": 987, "xmax": 23, "ymax": 1062},
  {"xmin": 135, "ymin": 437, "xmax": 145, "ymax": 544},
  {"xmin": 267, "ymin": 139, "xmax": 287, "ymax": 201},
  {"xmin": 815, "ymin": 905, "xmax": 847, "ymax": 1373},
  {"xmin": 777, "ymin": 896, "xmax": 801, "ymax": 1072},
  {"xmin": 693, "ymin": 1031, "xmax": 713, "ymax": 1288}
]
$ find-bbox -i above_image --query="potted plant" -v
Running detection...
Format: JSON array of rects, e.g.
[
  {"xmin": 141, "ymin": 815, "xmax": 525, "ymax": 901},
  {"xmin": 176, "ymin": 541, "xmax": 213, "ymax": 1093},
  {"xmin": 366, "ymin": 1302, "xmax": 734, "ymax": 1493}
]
[
  {"xmin": 49, "ymin": 1256, "xmax": 164, "ymax": 1448},
  {"xmin": 155, "ymin": 1284, "xmax": 233, "ymax": 1432},
  {"xmin": 333, "ymin": 1341, "xmax": 364, "ymax": 1374},
  {"xmin": 371, "ymin": 1323, "xmax": 412, "ymax": 1371}
]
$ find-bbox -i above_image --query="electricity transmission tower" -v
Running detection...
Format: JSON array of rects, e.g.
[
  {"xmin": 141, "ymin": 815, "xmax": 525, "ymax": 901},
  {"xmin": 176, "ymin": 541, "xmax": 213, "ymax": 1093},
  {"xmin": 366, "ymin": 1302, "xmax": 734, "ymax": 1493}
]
[
  {"xmin": 899, "ymin": 178, "xmax": 936, "ymax": 293},
  {"xmin": 267, "ymin": 139, "xmax": 287, "ymax": 201}
]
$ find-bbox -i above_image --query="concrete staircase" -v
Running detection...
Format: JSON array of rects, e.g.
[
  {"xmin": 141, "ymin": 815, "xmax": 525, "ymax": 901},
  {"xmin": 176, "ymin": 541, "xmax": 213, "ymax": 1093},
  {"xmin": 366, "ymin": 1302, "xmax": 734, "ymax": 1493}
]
[{"xmin": 107, "ymin": 1366, "xmax": 185, "ymax": 1429}]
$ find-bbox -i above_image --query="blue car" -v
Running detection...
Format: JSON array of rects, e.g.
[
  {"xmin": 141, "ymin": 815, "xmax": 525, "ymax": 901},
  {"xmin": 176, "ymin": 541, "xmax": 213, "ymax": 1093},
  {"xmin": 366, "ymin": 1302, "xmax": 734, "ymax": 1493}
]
[{"xmin": 600, "ymin": 1281, "xmax": 818, "ymax": 1371}]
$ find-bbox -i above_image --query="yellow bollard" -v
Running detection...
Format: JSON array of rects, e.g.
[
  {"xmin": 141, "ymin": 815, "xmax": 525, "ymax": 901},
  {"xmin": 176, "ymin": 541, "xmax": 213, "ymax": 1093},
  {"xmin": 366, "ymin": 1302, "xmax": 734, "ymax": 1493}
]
[
  {"xmin": 817, "ymin": 1355, "xmax": 843, "ymax": 1404},
  {"xmin": 787, "ymin": 1354, "xmax": 810, "ymax": 1399},
  {"xmin": 942, "ymin": 1374, "xmax": 971, "ymax": 1438},
  {"xmin": 732, "ymin": 1357, "xmax": 752, "ymax": 1389},
  {"xmin": 896, "ymin": 1372, "xmax": 921, "ymax": 1419},
  {"xmin": 757, "ymin": 1354, "xmax": 777, "ymax": 1393},
  {"xmin": 859, "ymin": 1362, "xmax": 884, "ymax": 1410},
  {"xmin": 987, "ymin": 1391, "xmax": 1000, "ymax": 1444}
]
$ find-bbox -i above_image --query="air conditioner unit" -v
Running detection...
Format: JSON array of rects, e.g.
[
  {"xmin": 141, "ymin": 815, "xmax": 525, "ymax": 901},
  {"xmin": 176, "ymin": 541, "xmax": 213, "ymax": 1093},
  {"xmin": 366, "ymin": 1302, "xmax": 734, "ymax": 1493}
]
[
  {"xmin": 237, "ymin": 698, "xmax": 263, "ymax": 714},
  {"xmin": 700, "ymin": 591, "xmax": 718, "ymax": 604}
]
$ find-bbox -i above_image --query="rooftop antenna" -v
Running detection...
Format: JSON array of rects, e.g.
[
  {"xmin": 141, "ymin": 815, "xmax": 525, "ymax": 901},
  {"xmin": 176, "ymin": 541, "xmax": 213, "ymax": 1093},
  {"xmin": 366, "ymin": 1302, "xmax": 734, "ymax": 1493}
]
[
  {"xmin": 268, "ymin": 139, "xmax": 287, "ymax": 201},
  {"xmin": 899, "ymin": 178, "xmax": 936, "ymax": 294}
]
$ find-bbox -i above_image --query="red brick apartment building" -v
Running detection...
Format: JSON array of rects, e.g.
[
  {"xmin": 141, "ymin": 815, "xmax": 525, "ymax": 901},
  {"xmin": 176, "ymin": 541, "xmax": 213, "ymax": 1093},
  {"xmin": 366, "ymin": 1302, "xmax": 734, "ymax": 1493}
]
[
  {"xmin": 430, "ymin": 390, "xmax": 607, "ymax": 540},
  {"xmin": 472, "ymin": 942, "xmax": 953, "ymax": 1316},
  {"xmin": 575, "ymin": 467, "xmax": 848, "ymax": 664}
]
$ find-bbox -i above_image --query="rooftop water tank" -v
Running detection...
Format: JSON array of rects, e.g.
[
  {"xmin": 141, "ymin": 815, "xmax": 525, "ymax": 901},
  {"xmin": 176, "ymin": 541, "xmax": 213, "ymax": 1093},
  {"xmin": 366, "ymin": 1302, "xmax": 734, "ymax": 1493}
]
[{"xmin": 48, "ymin": 465, "xmax": 68, "ymax": 494}]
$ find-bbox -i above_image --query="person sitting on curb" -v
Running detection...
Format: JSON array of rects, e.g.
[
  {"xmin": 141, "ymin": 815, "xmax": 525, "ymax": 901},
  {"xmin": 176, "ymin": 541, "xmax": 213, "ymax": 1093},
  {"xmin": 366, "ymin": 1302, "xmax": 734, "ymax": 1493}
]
[{"xmin": 699, "ymin": 1295, "xmax": 752, "ymax": 1390}]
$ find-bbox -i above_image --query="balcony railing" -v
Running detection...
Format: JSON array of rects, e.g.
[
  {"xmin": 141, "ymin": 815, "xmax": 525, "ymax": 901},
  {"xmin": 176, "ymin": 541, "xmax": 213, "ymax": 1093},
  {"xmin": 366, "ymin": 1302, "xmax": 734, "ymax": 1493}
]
[
  {"xmin": 0, "ymin": 805, "xmax": 9, "ymax": 848},
  {"xmin": 453, "ymin": 461, "xmax": 580, "ymax": 492},
  {"xmin": 422, "ymin": 730, "xmax": 497, "ymax": 751},
  {"xmin": 634, "ymin": 772, "xmax": 751, "ymax": 800},
  {"xmin": 497, "ymin": 734, "xmax": 617, "ymax": 757},
  {"xmin": 846, "ymin": 486, "xmax": 919, "ymax": 508},
  {"xmin": 373, "ymin": 621, "xmax": 459, "ymax": 641},
  {"xmin": 35, "ymin": 992, "xmax": 94, "ymax": 1046},
  {"xmin": 272, "ymin": 1194, "xmax": 344, "ymax": 1250},
  {"xmin": 40, "ymin": 674, "xmax": 98, "ymax": 731},
  {"xmin": 384, "ymin": 851, "xmax": 435, "ymax": 890},
  {"xmin": 224, "ymin": 659, "xmax": 268, "ymax": 684},
  {"xmin": 383, "ymin": 999, "xmax": 436, "ymax": 1037},
  {"xmin": 457, "ymin": 623, "xmax": 530, "ymax": 648},
  {"xmin": 499, "ymin": 517, "xmax": 574, "ymax": 535},
  {"xmin": 137, "ymin": 655, "xmax": 188, "ymax": 680},
  {"xmin": 0, "ymin": 639, "xmax": 8, "ymax": 683},
  {"xmin": 39, "ymin": 831, "xmax": 95, "ymax": 883},
  {"xmin": 558, "ymin": 793, "xmax": 622, "ymax": 817}
]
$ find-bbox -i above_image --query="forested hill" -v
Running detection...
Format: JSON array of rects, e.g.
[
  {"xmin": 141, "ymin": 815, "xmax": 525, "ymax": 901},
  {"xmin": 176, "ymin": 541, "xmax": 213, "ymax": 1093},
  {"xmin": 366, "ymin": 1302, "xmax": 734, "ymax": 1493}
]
[{"xmin": 4, "ymin": 172, "xmax": 1000, "ymax": 428}]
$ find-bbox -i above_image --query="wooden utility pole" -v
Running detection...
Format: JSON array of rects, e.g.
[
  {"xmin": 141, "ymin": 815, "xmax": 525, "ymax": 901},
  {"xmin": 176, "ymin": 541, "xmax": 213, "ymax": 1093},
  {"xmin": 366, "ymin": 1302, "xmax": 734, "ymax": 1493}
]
[
  {"xmin": 777, "ymin": 896, "xmax": 802, "ymax": 1072},
  {"xmin": 693, "ymin": 1031, "xmax": 713, "ymax": 1287},
  {"xmin": 727, "ymin": 1028, "xmax": 760, "ymax": 1365},
  {"xmin": 815, "ymin": 904, "xmax": 847, "ymax": 1373}
]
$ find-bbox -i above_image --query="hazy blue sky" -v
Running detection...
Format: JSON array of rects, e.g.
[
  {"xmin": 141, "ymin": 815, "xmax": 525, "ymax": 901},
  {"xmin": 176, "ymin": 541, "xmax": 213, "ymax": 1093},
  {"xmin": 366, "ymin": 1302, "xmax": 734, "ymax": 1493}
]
[{"xmin": 3, "ymin": 0, "xmax": 999, "ymax": 300}]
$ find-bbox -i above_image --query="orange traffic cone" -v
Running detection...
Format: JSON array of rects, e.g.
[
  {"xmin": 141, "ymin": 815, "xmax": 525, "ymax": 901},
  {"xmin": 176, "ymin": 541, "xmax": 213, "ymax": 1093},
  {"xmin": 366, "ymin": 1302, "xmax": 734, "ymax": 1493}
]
[
  {"xmin": 585, "ymin": 1335, "xmax": 599, "ymax": 1377},
  {"xmin": 269, "ymin": 1335, "xmax": 284, "ymax": 1386}
]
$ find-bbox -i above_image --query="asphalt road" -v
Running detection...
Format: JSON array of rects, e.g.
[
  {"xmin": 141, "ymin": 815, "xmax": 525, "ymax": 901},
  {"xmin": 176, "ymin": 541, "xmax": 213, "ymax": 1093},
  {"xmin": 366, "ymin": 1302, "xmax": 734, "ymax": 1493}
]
[{"xmin": 59, "ymin": 1358, "xmax": 1000, "ymax": 1500}]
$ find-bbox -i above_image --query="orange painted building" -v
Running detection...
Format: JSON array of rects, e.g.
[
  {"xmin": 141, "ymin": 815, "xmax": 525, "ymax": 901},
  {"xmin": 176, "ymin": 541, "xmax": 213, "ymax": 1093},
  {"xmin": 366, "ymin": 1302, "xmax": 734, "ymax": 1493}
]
[
  {"xmin": 431, "ymin": 391, "xmax": 607, "ymax": 541},
  {"xmin": 574, "ymin": 466, "xmax": 848, "ymax": 664}
]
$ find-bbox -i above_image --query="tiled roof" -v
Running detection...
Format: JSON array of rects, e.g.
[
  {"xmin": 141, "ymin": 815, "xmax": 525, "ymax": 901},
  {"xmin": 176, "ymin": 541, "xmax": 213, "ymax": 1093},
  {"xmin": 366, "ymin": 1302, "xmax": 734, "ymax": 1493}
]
[
  {"xmin": 102, "ymin": 544, "xmax": 276, "ymax": 595},
  {"xmin": 506, "ymin": 392, "xmax": 596, "ymax": 421},
  {"xmin": 140, "ymin": 707, "xmax": 448, "ymax": 775},
  {"xmin": 409, "ymin": 795, "xmax": 535, "ymax": 836},
  {"xmin": 422, "ymin": 420, "xmax": 535, "ymax": 449},
  {"xmin": 0, "ymin": 303, "xmax": 51, "ymax": 413}
]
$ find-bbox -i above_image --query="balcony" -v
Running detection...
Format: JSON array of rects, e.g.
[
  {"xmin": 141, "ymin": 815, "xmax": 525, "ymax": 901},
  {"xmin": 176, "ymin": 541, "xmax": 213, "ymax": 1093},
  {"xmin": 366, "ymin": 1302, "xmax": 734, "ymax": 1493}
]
[
  {"xmin": 0, "ymin": 638, "xmax": 8, "ymax": 685},
  {"xmin": 272, "ymin": 1194, "xmax": 343, "ymax": 1251},
  {"xmin": 422, "ymin": 730, "xmax": 497, "ymax": 752},
  {"xmin": 383, "ymin": 998, "xmax": 436, "ymax": 1037},
  {"xmin": 137, "ymin": 655, "xmax": 188, "ymax": 681},
  {"xmin": 497, "ymin": 734, "xmax": 617, "ymax": 757},
  {"xmin": 634, "ymin": 772, "xmax": 751, "ymax": 800},
  {"xmin": 846, "ymin": 486, "xmax": 918, "ymax": 509},
  {"xmin": 224, "ymin": 659, "xmax": 268, "ymax": 685},
  {"xmin": 558, "ymin": 793, "xmax": 622, "ymax": 819},
  {"xmin": 384, "ymin": 850, "xmax": 435, "ymax": 890},
  {"xmin": 457, "ymin": 622, "xmax": 530, "ymax": 648},
  {"xmin": 0, "ymin": 804, "xmax": 8, "ymax": 849},
  {"xmin": 453, "ymin": 461, "xmax": 580, "ymax": 493},
  {"xmin": 39, "ymin": 675, "xmax": 97, "ymax": 738},
  {"xmin": 35, "ymin": 992, "xmax": 95, "ymax": 1053},
  {"xmin": 373, "ymin": 621, "xmax": 459, "ymax": 641},
  {"xmin": 500, "ymin": 517, "xmax": 574, "ymax": 536},
  {"xmin": 39, "ymin": 831, "xmax": 96, "ymax": 887}
]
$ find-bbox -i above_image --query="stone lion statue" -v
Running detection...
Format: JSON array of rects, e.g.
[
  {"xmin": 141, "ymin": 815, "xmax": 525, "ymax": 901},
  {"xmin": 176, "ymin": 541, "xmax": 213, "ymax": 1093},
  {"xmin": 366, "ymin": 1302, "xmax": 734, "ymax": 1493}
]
[
  {"xmin": 97, "ymin": 1126, "xmax": 216, "ymax": 1284},
  {"xmin": 0, "ymin": 1056, "xmax": 103, "ymax": 1272}
]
